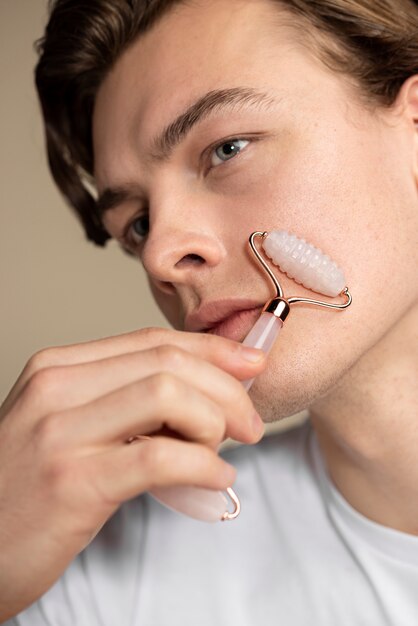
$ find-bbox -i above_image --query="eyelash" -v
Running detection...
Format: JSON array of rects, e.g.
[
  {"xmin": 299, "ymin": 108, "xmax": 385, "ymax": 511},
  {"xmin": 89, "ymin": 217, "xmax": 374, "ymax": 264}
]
[
  {"xmin": 122, "ymin": 135, "xmax": 255, "ymax": 250},
  {"xmin": 203, "ymin": 135, "xmax": 252, "ymax": 170},
  {"xmin": 122, "ymin": 212, "xmax": 149, "ymax": 253}
]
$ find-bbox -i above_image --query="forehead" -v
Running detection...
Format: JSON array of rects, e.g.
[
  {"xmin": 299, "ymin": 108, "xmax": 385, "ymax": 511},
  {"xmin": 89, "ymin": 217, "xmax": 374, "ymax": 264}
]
[
  {"xmin": 96, "ymin": 0, "xmax": 287, "ymax": 106},
  {"xmin": 92, "ymin": 0, "xmax": 337, "ymax": 185}
]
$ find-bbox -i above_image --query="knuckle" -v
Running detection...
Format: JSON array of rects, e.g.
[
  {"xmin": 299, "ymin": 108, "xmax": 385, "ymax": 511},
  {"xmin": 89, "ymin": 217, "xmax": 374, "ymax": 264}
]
[
  {"xmin": 197, "ymin": 403, "xmax": 225, "ymax": 445},
  {"xmin": 225, "ymin": 374, "xmax": 249, "ymax": 406},
  {"xmin": 25, "ymin": 348, "xmax": 61, "ymax": 377},
  {"xmin": 147, "ymin": 372, "xmax": 180, "ymax": 402},
  {"xmin": 154, "ymin": 344, "xmax": 187, "ymax": 370},
  {"xmin": 138, "ymin": 326, "xmax": 170, "ymax": 342},
  {"xmin": 199, "ymin": 331, "xmax": 231, "ymax": 351},
  {"xmin": 196, "ymin": 332, "xmax": 244, "ymax": 363},
  {"xmin": 214, "ymin": 381, "xmax": 254, "ymax": 440},
  {"xmin": 24, "ymin": 367, "xmax": 62, "ymax": 405}
]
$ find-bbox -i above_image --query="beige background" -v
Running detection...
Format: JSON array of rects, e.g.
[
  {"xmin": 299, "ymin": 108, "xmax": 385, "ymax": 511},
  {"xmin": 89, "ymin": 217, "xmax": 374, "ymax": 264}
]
[
  {"xmin": 0, "ymin": 0, "xmax": 169, "ymax": 403},
  {"xmin": 0, "ymin": 1, "xmax": 305, "ymax": 432}
]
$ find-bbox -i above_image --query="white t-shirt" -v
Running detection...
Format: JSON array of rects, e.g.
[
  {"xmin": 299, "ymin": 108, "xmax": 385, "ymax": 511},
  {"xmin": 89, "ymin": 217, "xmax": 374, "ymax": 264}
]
[{"xmin": 7, "ymin": 421, "xmax": 418, "ymax": 626}]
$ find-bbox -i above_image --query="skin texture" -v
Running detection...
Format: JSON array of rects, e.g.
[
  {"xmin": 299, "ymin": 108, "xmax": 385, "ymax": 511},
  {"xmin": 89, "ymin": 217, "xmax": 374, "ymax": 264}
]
[
  {"xmin": 95, "ymin": 0, "xmax": 418, "ymax": 532},
  {"xmin": 0, "ymin": 0, "xmax": 417, "ymax": 619},
  {"xmin": 0, "ymin": 331, "xmax": 265, "ymax": 619}
]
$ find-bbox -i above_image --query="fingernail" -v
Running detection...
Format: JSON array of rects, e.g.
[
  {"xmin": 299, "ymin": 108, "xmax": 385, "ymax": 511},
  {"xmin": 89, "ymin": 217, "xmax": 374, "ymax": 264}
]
[{"xmin": 240, "ymin": 346, "xmax": 265, "ymax": 363}]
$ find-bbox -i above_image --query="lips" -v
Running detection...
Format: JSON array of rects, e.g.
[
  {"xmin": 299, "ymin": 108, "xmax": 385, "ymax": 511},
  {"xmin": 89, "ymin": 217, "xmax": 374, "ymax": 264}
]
[
  {"xmin": 185, "ymin": 299, "xmax": 263, "ymax": 342},
  {"xmin": 206, "ymin": 307, "xmax": 262, "ymax": 341}
]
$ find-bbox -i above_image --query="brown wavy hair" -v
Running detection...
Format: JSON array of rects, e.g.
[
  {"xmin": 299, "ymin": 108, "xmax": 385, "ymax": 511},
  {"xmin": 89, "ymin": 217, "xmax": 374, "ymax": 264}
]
[{"xmin": 35, "ymin": 0, "xmax": 418, "ymax": 246}]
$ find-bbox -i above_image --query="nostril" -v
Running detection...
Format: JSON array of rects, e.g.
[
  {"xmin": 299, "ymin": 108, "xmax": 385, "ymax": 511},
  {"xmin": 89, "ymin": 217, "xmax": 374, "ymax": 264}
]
[{"xmin": 176, "ymin": 253, "xmax": 206, "ymax": 267}]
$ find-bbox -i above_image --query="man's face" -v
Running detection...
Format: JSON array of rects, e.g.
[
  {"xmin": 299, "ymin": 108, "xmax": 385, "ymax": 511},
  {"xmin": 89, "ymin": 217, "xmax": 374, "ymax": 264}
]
[{"xmin": 93, "ymin": 0, "xmax": 418, "ymax": 420}]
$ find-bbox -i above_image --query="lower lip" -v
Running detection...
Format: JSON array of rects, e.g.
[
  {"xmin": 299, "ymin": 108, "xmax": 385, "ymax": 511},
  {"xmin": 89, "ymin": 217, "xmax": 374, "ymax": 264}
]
[{"xmin": 207, "ymin": 307, "xmax": 262, "ymax": 342}]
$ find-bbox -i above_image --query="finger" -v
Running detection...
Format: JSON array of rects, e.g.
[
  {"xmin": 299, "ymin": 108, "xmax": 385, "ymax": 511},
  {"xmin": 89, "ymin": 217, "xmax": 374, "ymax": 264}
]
[
  {"xmin": 46, "ymin": 372, "xmax": 233, "ymax": 451},
  {"xmin": 17, "ymin": 346, "xmax": 264, "ymax": 443},
  {"xmin": 81, "ymin": 437, "xmax": 237, "ymax": 506},
  {"xmin": 5, "ymin": 327, "xmax": 264, "ymax": 413}
]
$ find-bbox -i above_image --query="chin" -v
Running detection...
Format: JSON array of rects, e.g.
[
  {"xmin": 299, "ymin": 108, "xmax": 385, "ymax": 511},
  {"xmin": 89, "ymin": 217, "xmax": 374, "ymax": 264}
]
[
  {"xmin": 248, "ymin": 347, "xmax": 346, "ymax": 423},
  {"xmin": 248, "ymin": 373, "xmax": 313, "ymax": 424}
]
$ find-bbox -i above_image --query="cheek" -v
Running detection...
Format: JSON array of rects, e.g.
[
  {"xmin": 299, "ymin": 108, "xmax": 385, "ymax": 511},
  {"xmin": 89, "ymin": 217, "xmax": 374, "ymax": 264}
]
[
  {"xmin": 233, "ymin": 123, "xmax": 417, "ymax": 305},
  {"xmin": 249, "ymin": 313, "xmax": 354, "ymax": 421},
  {"xmin": 220, "ymin": 124, "xmax": 417, "ymax": 416}
]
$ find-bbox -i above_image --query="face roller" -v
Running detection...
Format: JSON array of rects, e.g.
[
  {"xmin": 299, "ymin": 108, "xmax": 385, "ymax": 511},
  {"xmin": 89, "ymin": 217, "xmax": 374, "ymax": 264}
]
[
  {"xmin": 143, "ymin": 230, "xmax": 352, "ymax": 522},
  {"xmin": 241, "ymin": 230, "xmax": 352, "ymax": 390}
]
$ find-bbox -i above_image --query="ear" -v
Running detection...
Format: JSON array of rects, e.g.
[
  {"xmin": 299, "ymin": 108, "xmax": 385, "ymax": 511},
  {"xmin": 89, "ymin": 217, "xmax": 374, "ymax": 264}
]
[{"xmin": 394, "ymin": 75, "xmax": 418, "ymax": 184}]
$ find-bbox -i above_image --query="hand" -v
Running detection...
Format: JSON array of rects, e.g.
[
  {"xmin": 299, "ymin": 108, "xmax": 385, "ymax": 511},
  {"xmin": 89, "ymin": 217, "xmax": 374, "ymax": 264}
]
[{"xmin": 0, "ymin": 327, "xmax": 265, "ymax": 619}]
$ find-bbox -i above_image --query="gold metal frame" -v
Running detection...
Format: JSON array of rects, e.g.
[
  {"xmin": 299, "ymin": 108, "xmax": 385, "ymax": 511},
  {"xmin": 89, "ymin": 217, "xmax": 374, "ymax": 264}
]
[
  {"xmin": 249, "ymin": 231, "xmax": 352, "ymax": 320},
  {"xmin": 222, "ymin": 487, "xmax": 241, "ymax": 521}
]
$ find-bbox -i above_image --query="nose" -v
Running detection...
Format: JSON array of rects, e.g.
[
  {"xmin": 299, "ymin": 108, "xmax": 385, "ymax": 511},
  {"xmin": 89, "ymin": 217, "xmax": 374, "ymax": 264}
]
[{"xmin": 141, "ymin": 216, "xmax": 226, "ymax": 294}]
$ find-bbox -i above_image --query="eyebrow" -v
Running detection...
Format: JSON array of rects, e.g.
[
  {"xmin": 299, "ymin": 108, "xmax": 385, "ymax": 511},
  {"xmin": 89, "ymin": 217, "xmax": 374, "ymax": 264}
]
[
  {"xmin": 96, "ymin": 86, "xmax": 275, "ymax": 217},
  {"xmin": 96, "ymin": 185, "xmax": 141, "ymax": 220},
  {"xmin": 151, "ymin": 86, "xmax": 275, "ymax": 160}
]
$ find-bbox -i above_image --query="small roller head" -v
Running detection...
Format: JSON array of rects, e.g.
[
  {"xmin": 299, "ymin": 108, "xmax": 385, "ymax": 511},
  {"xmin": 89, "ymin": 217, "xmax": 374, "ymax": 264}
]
[{"xmin": 262, "ymin": 230, "xmax": 346, "ymax": 298}]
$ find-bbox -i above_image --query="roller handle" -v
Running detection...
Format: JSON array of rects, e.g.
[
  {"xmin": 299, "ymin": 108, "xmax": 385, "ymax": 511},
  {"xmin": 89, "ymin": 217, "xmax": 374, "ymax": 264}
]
[
  {"xmin": 148, "ymin": 312, "xmax": 283, "ymax": 522},
  {"xmin": 241, "ymin": 312, "xmax": 283, "ymax": 391}
]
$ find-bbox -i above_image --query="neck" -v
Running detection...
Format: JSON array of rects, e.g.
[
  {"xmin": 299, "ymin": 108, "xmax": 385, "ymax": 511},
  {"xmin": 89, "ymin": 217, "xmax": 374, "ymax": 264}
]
[{"xmin": 310, "ymin": 303, "xmax": 418, "ymax": 534}]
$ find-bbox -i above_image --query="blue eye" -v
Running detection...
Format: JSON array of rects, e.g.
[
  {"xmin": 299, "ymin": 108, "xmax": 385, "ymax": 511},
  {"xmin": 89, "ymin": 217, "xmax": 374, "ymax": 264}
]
[
  {"xmin": 210, "ymin": 139, "xmax": 249, "ymax": 167},
  {"xmin": 129, "ymin": 215, "xmax": 149, "ymax": 243}
]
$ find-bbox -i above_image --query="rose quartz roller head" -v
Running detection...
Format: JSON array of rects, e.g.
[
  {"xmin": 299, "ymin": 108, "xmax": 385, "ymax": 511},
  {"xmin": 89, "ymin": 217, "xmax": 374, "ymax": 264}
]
[
  {"xmin": 262, "ymin": 230, "xmax": 346, "ymax": 297},
  {"xmin": 142, "ymin": 231, "xmax": 352, "ymax": 523},
  {"xmin": 241, "ymin": 230, "xmax": 352, "ymax": 390}
]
